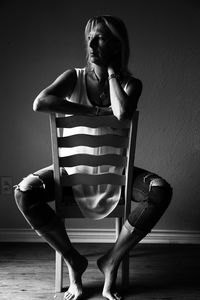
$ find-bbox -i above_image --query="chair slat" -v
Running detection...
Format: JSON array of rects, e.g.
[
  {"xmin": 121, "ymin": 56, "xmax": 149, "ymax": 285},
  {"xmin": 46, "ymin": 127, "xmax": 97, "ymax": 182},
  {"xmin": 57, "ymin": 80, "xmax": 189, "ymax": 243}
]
[
  {"xmin": 58, "ymin": 134, "xmax": 128, "ymax": 148},
  {"xmin": 61, "ymin": 173, "xmax": 126, "ymax": 186},
  {"xmin": 59, "ymin": 154, "xmax": 127, "ymax": 167},
  {"xmin": 56, "ymin": 115, "xmax": 130, "ymax": 129}
]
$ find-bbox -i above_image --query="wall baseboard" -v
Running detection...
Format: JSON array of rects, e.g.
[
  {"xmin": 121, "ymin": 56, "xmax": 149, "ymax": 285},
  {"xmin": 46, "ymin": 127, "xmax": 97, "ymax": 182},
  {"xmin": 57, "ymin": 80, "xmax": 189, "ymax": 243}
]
[{"xmin": 0, "ymin": 228, "xmax": 200, "ymax": 244}]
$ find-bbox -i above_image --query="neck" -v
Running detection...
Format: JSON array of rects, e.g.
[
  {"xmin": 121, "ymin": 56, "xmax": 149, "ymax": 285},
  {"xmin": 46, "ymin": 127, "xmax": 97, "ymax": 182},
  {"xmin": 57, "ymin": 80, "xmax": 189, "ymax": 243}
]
[{"xmin": 91, "ymin": 65, "xmax": 108, "ymax": 83}]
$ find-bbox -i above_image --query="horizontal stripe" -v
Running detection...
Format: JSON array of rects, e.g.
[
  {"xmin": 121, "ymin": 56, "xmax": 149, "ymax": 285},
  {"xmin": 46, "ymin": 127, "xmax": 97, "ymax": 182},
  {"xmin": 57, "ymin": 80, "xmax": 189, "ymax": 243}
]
[
  {"xmin": 58, "ymin": 134, "xmax": 128, "ymax": 148},
  {"xmin": 62, "ymin": 127, "xmax": 129, "ymax": 137},
  {"xmin": 59, "ymin": 154, "xmax": 127, "ymax": 167},
  {"xmin": 61, "ymin": 173, "xmax": 126, "ymax": 186},
  {"xmin": 56, "ymin": 115, "xmax": 130, "ymax": 129}
]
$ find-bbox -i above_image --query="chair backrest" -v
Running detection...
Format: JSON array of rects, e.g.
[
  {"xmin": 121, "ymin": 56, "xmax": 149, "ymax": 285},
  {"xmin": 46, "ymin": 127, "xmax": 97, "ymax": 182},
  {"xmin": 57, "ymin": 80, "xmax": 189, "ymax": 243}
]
[{"xmin": 49, "ymin": 111, "xmax": 139, "ymax": 220}]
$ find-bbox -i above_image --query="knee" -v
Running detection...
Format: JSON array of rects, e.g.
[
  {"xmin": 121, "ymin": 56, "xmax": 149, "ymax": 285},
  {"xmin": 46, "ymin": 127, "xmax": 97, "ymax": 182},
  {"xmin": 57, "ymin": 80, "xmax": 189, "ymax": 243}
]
[
  {"xmin": 149, "ymin": 177, "xmax": 173, "ymax": 208},
  {"xmin": 14, "ymin": 174, "xmax": 45, "ymax": 214},
  {"xmin": 133, "ymin": 172, "xmax": 173, "ymax": 206}
]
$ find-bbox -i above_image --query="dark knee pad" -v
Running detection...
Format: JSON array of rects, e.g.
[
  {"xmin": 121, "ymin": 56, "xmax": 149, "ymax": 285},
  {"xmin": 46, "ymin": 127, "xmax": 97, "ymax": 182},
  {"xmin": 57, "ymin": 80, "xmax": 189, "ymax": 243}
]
[
  {"xmin": 149, "ymin": 184, "xmax": 173, "ymax": 209},
  {"xmin": 128, "ymin": 180, "xmax": 173, "ymax": 233},
  {"xmin": 14, "ymin": 187, "xmax": 45, "ymax": 214},
  {"xmin": 14, "ymin": 186, "xmax": 56, "ymax": 229},
  {"xmin": 14, "ymin": 188, "xmax": 29, "ymax": 213}
]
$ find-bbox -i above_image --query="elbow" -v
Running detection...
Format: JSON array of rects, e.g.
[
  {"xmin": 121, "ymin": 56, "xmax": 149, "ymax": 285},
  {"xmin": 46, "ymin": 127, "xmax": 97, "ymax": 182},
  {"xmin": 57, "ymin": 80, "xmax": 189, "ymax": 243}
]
[
  {"xmin": 115, "ymin": 113, "xmax": 126, "ymax": 121},
  {"xmin": 33, "ymin": 97, "xmax": 42, "ymax": 112},
  {"xmin": 116, "ymin": 105, "xmax": 137, "ymax": 121},
  {"xmin": 33, "ymin": 96, "xmax": 53, "ymax": 112},
  {"xmin": 113, "ymin": 108, "xmax": 129, "ymax": 121},
  {"xmin": 33, "ymin": 97, "xmax": 44, "ymax": 111}
]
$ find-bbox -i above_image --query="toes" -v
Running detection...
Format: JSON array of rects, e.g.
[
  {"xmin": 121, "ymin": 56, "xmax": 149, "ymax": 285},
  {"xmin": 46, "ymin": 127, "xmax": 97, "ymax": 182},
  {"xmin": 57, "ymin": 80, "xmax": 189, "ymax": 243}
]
[
  {"xmin": 113, "ymin": 292, "xmax": 123, "ymax": 300},
  {"xmin": 64, "ymin": 291, "xmax": 74, "ymax": 300},
  {"xmin": 64, "ymin": 290, "xmax": 84, "ymax": 300},
  {"xmin": 102, "ymin": 291, "xmax": 122, "ymax": 300}
]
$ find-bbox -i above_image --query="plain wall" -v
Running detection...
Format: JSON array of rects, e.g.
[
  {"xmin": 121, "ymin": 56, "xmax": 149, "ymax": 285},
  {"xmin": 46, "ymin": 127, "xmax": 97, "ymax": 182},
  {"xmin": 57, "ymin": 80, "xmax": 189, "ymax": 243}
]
[{"xmin": 1, "ymin": 0, "xmax": 200, "ymax": 231}]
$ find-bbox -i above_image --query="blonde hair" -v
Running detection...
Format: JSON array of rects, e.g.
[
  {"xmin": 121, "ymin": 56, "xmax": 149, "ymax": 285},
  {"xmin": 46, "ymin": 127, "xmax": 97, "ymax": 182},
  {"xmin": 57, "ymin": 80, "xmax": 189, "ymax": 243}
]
[{"xmin": 85, "ymin": 15, "xmax": 130, "ymax": 74}]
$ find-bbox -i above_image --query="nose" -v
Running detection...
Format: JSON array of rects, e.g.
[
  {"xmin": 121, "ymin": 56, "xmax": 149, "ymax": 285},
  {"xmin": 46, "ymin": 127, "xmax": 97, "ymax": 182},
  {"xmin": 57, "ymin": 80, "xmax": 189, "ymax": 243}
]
[{"xmin": 89, "ymin": 37, "xmax": 96, "ymax": 49}]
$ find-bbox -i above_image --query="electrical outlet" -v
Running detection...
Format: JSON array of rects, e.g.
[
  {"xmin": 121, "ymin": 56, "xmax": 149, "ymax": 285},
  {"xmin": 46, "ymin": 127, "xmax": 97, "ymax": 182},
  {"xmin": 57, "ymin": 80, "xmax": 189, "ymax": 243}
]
[{"xmin": 0, "ymin": 176, "xmax": 13, "ymax": 195}]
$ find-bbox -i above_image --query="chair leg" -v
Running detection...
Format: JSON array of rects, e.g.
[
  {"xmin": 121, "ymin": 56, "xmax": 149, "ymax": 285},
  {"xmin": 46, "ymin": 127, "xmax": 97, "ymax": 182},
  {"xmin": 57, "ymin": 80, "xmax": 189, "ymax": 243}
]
[
  {"xmin": 115, "ymin": 218, "xmax": 129, "ymax": 288},
  {"xmin": 115, "ymin": 218, "xmax": 122, "ymax": 239},
  {"xmin": 55, "ymin": 251, "xmax": 63, "ymax": 293}
]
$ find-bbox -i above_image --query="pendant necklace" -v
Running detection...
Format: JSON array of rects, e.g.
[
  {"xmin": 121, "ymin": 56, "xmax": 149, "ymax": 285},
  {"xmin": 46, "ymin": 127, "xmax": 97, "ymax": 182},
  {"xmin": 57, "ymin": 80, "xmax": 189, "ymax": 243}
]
[
  {"xmin": 99, "ymin": 83, "xmax": 109, "ymax": 101},
  {"xmin": 92, "ymin": 69, "xmax": 109, "ymax": 102}
]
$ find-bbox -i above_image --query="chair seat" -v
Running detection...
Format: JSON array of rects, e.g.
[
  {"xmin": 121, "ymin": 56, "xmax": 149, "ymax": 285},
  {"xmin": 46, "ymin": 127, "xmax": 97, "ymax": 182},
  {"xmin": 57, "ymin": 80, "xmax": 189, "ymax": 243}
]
[{"xmin": 56, "ymin": 192, "xmax": 126, "ymax": 218}]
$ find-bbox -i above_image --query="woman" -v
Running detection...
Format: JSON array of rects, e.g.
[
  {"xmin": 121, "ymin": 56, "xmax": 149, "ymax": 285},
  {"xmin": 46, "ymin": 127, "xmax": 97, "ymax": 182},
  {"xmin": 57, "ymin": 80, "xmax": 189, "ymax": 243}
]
[{"xmin": 14, "ymin": 16, "xmax": 172, "ymax": 300}]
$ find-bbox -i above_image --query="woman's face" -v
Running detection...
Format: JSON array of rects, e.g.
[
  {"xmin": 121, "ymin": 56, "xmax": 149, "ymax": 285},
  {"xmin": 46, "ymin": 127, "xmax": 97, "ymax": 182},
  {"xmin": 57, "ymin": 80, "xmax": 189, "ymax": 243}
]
[{"xmin": 86, "ymin": 23, "xmax": 120, "ymax": 67}]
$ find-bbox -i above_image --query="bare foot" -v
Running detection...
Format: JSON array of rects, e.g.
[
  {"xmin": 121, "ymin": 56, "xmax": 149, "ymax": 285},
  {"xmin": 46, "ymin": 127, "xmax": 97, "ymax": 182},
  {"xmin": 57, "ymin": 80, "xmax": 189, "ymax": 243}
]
[
  {"xmin": 63, "ymin": 248, "xmax": 88, "ymax": 300},
  {"xmin": 97, "ymin": 254, "xmax": 122, "ymax": 300}
]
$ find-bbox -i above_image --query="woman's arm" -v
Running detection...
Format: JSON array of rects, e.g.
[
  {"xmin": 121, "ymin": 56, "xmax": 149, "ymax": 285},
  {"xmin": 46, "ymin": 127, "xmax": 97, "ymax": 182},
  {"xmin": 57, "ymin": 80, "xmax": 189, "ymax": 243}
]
[
  {"xmin": 108, "ymin": 66, "xmax": 142, "ymax": 120},
  {"xmin": 33, "ymin": 69, "xmax": 98, "ymax": 116}
]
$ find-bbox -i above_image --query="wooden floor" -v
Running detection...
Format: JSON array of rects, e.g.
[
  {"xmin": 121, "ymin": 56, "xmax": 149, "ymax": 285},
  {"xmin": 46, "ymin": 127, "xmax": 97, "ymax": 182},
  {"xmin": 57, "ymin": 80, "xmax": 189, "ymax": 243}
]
[{"xmin": 0, "ymin": 242, "xmax": 200, "ymax": 300}]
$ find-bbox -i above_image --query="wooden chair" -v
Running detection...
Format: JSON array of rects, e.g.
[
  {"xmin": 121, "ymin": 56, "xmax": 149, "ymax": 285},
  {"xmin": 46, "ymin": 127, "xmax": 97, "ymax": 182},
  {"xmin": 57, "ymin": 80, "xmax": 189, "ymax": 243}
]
[{"xmin": 49, "ymin": 111, "xmax": 139, "ymax": 292}]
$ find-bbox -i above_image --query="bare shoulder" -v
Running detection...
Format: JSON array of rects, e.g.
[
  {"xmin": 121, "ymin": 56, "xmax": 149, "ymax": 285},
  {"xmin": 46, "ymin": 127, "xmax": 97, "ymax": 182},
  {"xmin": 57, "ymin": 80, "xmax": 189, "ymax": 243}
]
[
  {"xmin": 124, "ymin": 75, "xmax": 143, "ymax": 96},
  {"xmin": 122, "ymin": 75, "xmax": 143, "ymax": 118},
  {"xmin": 50, "ymin": 68, "xmax": 77, "ymax": 97},
  {"xmin": 41, "ymin": 68, "xmax": 77, "ymax": 99},
  {"xmin": 53, "ymin": 68, "xmax": 77, "ymax": 84}
]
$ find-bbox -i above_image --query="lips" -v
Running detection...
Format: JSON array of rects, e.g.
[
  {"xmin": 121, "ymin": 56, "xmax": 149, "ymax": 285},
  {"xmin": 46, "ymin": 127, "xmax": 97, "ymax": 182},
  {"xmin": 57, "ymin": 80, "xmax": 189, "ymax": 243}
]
[{"xmin": 90, "ymin": 52, "xmax": 98, "ymax": 57}]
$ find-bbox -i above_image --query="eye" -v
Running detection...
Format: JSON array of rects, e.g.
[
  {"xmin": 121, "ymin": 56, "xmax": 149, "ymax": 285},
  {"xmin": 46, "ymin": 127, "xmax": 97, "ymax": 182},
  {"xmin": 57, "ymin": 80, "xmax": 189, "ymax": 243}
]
[{"xmin": 98, "ymin": 35, "xmax": 105, "ymax": 41}]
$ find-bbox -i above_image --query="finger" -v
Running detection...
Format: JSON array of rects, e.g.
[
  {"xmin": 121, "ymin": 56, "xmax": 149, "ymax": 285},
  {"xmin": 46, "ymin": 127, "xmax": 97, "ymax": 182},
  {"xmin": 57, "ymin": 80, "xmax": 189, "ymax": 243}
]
[
  {"xmin": 113, "ymin": 292, "xmax": 123, "ymax": 300},
  {"xmin": 64, "ymin": 292, "xmax": 74, "ymax": 300}
]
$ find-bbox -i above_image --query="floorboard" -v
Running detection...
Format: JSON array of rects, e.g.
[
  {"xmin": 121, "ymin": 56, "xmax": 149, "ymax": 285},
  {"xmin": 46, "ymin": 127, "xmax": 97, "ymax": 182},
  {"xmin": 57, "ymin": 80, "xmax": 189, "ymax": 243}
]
[{"xmin": 0, "ymin": 242, "xmax": 200, "ymax": 299}]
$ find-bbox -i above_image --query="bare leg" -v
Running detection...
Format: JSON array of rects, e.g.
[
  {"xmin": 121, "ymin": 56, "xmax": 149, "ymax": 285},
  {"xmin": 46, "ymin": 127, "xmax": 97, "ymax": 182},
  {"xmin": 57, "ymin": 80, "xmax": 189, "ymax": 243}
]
[
  {"xmin": 97, "ymin": 221, "xmax": 146, "ymax": 300},
  {"xmin": 14, "ymin": 172, "xmax": 88, "ymax": 300},
  {"xmin": 63, "ymin": 248, "xmax": 88, "ymax": 300},
  {"xmin": 38, "ymin": 224, "xmax": 88, "ymax": 300},
  {"xmin": 97, "ymin": 174, "xmax": 172, "ymax": 300}
]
